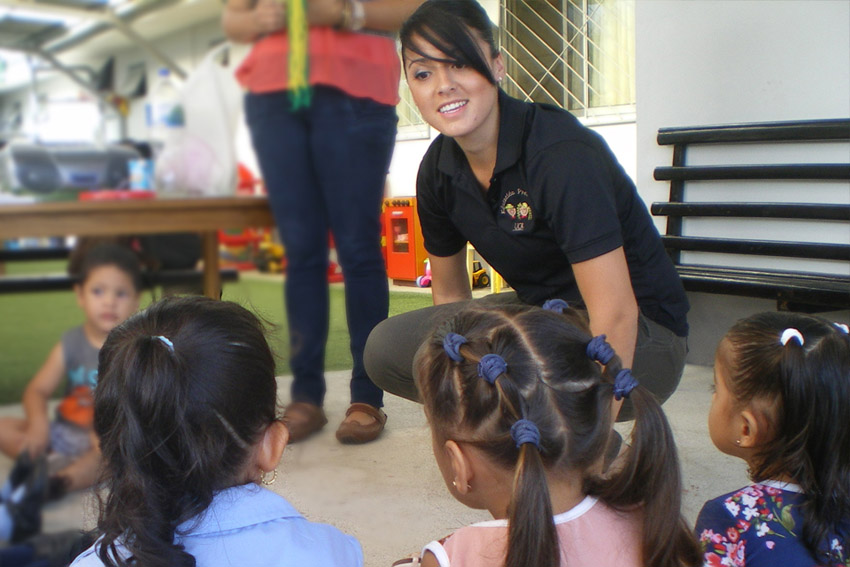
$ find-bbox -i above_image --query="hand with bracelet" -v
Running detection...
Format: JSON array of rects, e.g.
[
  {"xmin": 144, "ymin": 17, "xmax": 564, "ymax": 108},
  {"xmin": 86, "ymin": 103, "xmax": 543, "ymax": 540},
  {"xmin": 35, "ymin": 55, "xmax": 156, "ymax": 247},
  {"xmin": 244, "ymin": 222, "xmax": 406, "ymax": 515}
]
[{"xmin": 307, "ymin": 0, "xmax": 366, "ymax": 31}]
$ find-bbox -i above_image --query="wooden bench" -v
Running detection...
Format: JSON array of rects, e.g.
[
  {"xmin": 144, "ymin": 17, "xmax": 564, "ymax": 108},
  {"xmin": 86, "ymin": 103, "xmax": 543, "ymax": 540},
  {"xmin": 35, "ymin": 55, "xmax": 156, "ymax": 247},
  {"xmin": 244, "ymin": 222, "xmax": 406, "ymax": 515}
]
[{"xmin": 651, "ymin": 119, "xmax": 850, "ymax": 312}]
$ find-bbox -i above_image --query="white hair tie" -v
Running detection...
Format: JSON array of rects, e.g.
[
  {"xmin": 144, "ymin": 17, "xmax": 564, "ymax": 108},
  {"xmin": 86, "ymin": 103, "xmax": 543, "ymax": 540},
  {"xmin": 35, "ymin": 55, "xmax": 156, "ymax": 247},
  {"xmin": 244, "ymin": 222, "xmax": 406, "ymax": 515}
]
[
  {"xmin": 779, "ymin": 328, "xmax": 804, "ymax": 346},
  {"xmin": 152, "ymin": 335, "xmax": 175, "ymax": 352},
  {"xmin": 834, "ymin": 323, "xmax": 849, "ymax": 334}
]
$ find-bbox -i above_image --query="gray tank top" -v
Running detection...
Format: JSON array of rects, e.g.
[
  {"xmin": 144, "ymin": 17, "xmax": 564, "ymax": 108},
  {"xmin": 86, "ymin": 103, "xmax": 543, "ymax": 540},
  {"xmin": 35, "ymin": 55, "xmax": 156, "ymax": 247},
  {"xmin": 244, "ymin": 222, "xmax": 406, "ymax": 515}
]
[{"xmin": 61, "ymin": 325, "xmax": 100, "ymax": 396}]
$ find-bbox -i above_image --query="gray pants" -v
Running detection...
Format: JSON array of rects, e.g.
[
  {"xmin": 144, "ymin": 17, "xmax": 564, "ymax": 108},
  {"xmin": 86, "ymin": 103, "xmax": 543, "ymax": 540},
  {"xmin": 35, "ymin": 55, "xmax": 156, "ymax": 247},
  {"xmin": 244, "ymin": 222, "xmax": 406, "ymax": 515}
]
[{"xmin": 364, "ymin": 293, "xmax": 687, "ymax": 421}]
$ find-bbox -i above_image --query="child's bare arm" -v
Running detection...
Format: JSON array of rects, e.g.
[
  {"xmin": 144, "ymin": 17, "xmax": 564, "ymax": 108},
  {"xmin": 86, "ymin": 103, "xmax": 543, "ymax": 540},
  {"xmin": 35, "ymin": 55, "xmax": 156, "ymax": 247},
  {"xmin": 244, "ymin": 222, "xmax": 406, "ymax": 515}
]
[{"xmin": 21, "ymin": 342, "xmax": 65, "ymax": 456}]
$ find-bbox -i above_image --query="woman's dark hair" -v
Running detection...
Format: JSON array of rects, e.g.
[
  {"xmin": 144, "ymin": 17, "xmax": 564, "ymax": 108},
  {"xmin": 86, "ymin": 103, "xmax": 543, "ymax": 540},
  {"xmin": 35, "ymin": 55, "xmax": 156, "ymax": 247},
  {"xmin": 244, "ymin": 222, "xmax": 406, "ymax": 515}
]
[
  {"xmin": 400, "ymin": 0, "xmax": 500, "ymax": 84},
  {"xmin": 72, "ymin": 242, "xmax": 144, "ymax": 292},
  {"xmin": 414, "ymin": 304, "xmax": 701, "ymax": 567},
  {"xmin": 93, "ymin": 296, "xmax": 279, "ymax": 567},
  {"xmin": 723, "ymin": 311, "xmax": 850, "ymax": 565}
]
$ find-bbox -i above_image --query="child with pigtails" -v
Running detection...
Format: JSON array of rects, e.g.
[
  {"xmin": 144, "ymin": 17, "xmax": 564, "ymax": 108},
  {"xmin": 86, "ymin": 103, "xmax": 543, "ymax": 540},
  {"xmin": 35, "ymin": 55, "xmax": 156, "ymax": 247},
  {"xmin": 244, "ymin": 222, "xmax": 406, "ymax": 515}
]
[
  {"xmin": 696, "ymin": 312, "xmax": 850, "ymax": 566},
  {"xmin": 399, "ymin": 302, "xmax": 701, "ymax": 567}
]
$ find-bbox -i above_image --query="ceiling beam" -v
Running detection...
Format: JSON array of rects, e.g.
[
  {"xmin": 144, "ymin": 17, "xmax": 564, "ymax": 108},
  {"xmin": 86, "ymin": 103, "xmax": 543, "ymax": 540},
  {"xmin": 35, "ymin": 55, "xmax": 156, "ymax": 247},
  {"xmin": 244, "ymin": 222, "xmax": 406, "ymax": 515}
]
[{"xmin": 1, "ymin": 0, "xmax": 186, "ymax": 78}]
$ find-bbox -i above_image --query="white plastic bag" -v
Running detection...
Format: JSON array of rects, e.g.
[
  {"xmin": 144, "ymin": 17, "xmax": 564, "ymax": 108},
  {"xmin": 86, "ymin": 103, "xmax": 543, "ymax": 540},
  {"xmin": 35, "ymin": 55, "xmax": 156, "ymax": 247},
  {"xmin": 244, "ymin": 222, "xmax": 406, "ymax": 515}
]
[{"xmin": 155, "ymin": 44, "xmax": 243, "ymax": 196}]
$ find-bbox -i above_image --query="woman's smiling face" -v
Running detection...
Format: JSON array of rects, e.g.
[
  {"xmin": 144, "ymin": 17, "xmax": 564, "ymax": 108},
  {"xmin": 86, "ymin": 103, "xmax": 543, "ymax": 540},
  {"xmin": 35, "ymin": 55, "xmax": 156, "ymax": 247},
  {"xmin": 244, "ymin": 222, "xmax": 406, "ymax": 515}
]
[{"xmin": 404, "ymin": 32, "xmax": 504, "ymax": 147}]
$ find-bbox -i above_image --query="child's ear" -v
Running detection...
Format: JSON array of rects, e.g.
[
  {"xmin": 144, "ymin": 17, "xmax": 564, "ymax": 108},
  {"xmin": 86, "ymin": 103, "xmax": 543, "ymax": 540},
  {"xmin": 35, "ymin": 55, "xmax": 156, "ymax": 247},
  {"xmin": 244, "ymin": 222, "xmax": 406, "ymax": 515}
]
[
  {"xmin": 257, "ymin": 420, "xmax": 288, "ymax": 473},
  {"xmin": 737, "ymin": 409, "xmax": 762, "ymax": 449},
  {"xmin": 443, "ymin": 440, "xmax": 473, "ymax": 495}
]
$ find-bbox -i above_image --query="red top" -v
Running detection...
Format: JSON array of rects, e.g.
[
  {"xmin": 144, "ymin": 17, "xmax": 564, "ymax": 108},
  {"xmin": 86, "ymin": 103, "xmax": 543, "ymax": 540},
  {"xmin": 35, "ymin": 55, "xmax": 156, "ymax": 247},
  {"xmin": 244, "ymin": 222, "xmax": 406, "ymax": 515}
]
[{"xmin": 235, "ymin": 28, "xmax": 401, "ymax": 106}]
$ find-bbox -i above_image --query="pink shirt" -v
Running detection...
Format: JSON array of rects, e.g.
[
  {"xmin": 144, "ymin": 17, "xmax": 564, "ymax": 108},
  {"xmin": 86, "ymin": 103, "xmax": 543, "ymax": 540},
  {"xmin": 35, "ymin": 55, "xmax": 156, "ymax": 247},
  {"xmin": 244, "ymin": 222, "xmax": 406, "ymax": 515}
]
[
  {"xmin": 422, "ymin": 496, "xmax": 642, "ymax": 567},
  {"xmin": 235, "ymin": 28, "xmax": 400, "ymax": 106}
]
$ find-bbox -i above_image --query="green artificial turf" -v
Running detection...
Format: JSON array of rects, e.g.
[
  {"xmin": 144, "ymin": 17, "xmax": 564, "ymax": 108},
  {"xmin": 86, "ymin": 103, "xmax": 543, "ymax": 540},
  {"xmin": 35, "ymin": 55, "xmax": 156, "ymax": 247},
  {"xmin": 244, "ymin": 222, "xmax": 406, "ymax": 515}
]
[{"xmin": 0, "ymin": 264, "xmax": 432, "ymax": 405}]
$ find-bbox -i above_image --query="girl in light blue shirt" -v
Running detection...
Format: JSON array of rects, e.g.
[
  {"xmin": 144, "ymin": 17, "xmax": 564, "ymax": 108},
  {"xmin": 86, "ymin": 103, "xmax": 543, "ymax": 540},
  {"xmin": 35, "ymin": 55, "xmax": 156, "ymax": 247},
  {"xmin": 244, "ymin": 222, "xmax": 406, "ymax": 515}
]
[{"xmin": 72, "ymin": 296, "xmax": 362, "ymax": 567}]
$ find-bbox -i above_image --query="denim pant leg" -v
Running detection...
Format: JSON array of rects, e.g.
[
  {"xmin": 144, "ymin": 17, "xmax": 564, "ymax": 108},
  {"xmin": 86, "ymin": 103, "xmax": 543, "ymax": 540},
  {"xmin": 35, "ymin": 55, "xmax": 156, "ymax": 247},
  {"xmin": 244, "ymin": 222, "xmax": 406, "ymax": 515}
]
[
  {"xmin": 309, "ymin": 88, "xmax": 396, "ymax": 408},
  {"xmin": 245, "ymin": 91, "xmax": 330, "ymax": 406}
]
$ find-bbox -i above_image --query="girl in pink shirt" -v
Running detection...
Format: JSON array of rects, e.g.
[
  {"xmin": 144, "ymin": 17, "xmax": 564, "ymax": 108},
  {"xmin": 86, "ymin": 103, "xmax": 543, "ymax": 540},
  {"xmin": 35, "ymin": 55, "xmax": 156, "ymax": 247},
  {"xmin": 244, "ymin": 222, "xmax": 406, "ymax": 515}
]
[{"xmin": 407, "ymin": 302, "xmax": 701, "ymax": 567}]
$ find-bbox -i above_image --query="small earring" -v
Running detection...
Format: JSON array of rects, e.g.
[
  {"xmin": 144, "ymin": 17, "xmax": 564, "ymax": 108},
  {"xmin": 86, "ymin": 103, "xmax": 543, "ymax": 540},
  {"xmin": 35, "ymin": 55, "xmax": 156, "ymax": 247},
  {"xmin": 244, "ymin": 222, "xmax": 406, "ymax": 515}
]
[
  {"xmin": 735, "ymin": 439, "xmax": 741, "ymax": 446},
  {"xmin": 452, "ymin": 480, "xmax": 471, "ymax": 490},
  {"xmin": 261, "ymin": 468, "xmax": 278, "ymax": 486}
]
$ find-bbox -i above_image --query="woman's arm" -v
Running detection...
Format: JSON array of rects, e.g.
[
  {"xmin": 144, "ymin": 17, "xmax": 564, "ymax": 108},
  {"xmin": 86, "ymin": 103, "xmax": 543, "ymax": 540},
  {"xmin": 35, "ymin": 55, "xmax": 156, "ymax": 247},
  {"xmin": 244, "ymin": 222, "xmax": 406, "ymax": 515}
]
[
  {"xmin": 222, "ymin": 0, "xmax": 285, "ymax": 43},
  {"xmin": 429, "ymin": 250, "xmax": 472, "ymax": 305},
  {"xmin": 223, "ymin": 0, "xmax": 425, "ymax": 42},
  {"xmin": 572, "ymin": 247, "xmax": 639, "ymax": 367}
]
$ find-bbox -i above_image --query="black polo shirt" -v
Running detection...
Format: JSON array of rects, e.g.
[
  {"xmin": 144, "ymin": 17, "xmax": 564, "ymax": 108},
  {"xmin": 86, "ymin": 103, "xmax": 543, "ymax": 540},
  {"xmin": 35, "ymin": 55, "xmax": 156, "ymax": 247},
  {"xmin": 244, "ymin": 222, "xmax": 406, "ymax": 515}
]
[{"xmin": 416, "ymin": 90, "xmax": 689, "ymax": 336}]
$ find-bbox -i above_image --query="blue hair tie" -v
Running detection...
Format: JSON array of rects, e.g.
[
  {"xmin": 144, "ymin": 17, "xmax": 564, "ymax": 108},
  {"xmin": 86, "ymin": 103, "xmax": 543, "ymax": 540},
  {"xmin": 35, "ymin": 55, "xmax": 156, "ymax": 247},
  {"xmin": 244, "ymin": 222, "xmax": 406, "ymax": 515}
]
[
  {"xmin": 586, "ymin": 335, "xmax": 614, "ymax": 365},
  {"xmin": 477, "ymin": 354, "xmax": 507, "ymax": 384},
  {"xmin": 613, "ymin": 368, "xmax": 638, "ymax": 400},
  {"xmin": 443, "ymin": 332, "xmax": 467, "ymax": 362},
  {"xmin": 152, "ymin": 335, "xmax": 174, "ymax": 353},
  {"xmin": 510, "ymin": 419, "xmax": 541, "ymax": 450},
  {"xmin": 541, "ymin": 298, "xmax": 569, "ymax": 313}
]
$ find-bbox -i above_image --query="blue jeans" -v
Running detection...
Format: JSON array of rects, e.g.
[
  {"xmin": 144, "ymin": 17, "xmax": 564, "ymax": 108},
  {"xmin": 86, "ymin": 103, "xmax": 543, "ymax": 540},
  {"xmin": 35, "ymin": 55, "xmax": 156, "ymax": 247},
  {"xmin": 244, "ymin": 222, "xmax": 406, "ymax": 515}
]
[{"xmin": 245, "ymin": 87, "xmax": 396, "ymax": 408}]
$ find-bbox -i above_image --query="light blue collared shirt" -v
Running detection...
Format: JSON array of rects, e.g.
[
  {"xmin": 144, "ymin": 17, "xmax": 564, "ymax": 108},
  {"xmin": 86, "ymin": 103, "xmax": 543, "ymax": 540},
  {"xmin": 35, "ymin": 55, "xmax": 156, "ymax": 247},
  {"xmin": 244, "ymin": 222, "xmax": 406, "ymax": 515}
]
[{"xmin": 72, "ymin": 484, "xmax": 363, "ymax": 567}]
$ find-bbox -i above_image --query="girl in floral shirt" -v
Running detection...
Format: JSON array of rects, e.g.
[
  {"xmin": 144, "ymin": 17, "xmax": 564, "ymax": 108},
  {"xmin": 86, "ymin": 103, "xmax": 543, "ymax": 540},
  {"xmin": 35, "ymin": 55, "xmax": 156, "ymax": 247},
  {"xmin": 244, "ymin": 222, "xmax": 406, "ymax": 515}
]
[{"xmin": 695, "ymin": 312, "xmax": 850, "ymax": 566}]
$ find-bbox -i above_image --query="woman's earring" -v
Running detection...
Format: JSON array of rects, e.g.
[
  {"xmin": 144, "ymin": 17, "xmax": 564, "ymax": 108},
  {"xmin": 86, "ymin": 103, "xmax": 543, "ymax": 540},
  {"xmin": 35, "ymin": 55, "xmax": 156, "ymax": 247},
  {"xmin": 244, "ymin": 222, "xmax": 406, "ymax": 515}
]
[
  {"xmin": 735, "ymin": 439, "xmax": 741, "ymax": 446},
  {"xmin": 261, "ymin": 468, "xmax": 278, "ymax": 486}
]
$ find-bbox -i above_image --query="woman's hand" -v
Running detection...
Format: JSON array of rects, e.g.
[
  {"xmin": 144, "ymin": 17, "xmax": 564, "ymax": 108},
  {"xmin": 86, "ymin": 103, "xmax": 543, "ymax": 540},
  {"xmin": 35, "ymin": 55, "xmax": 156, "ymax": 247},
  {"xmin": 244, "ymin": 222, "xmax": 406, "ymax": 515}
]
[
  {"xmin": 223, "ymin": 0, "xmax": 286, "ymax": 43},
  {"xmin": 253, "ymin": 0, "xmax": 287, "ymax": 35}
]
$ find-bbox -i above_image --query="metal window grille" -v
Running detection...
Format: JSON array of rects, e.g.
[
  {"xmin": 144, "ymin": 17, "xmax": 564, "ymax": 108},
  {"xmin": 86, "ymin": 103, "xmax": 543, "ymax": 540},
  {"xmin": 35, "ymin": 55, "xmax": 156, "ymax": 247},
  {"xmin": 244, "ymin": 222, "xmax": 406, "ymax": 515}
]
[
  {"xmin": 500, "ymin": 0, "xmax": 634, "ymax": 119},
  {"xmin": 397, "ymin": 78, "xmax": 429, "ymax": 140}
]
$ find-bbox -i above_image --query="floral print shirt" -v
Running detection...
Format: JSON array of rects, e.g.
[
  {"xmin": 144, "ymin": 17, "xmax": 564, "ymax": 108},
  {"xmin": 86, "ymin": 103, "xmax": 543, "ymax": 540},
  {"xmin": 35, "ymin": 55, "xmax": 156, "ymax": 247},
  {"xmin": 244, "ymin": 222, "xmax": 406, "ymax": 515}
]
[{"xmin": 695, "ymin": 481, "xmax": 849, "ymax": 567}]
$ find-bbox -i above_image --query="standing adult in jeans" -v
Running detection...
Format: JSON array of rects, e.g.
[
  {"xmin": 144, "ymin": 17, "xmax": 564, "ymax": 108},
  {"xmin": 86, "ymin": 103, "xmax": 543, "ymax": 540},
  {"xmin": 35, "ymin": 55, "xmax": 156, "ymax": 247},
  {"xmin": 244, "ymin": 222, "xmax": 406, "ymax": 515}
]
[
  {"xmin": 365, "ymin": 0, "xmax": 690, "ymax": 423},
  {"xmin": 222, "ymin": 0, "xmax": 424, "ymax": 444}
]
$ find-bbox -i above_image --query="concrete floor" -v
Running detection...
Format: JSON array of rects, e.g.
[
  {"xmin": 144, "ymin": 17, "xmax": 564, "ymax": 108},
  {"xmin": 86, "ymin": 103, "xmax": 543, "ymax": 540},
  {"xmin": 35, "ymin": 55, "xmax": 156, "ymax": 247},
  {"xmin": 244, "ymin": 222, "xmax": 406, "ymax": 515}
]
[{"xmin": 0, "ymin": 362, "xmax": 749, "ymax": 567}]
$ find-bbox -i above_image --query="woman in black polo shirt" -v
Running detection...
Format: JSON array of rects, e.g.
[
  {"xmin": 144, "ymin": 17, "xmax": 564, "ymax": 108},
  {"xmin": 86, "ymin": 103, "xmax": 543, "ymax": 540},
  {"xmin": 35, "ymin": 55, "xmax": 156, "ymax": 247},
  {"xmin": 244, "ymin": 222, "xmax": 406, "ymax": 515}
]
[{"xmin": 365, "ymin": 0, "xmax": 689, "ymax": 420}]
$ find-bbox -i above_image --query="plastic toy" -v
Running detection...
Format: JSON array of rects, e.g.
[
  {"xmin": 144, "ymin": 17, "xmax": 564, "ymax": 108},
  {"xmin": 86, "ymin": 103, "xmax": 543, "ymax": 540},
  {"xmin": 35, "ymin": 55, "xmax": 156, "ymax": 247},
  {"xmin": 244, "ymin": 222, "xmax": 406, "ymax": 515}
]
[
  {"xmin": 472, "ymin": 260, "xmax": 490, "ymax": 288},
  {"xmin": 416, "ymin": 258, "xmax": 432, "ymax": 287}
]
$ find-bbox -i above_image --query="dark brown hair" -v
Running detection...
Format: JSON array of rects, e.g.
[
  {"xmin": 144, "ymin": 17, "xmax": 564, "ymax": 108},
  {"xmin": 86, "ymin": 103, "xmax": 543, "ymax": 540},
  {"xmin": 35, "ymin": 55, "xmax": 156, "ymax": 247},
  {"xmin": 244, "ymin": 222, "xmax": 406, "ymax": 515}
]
[
  {"xmin": 415, "ymin": 304, "xmax": 701, "ymax": 567},
  {"xmin": 723, "ymin": 311, "xmax": 850, "ymax": 565},
  {"xmin": 93, "ymin": 296, "xmax": 278, "ymax": 567},
  {"xmin": 400, "ymin": 0, "xmax": 500, "ymax": 84}
]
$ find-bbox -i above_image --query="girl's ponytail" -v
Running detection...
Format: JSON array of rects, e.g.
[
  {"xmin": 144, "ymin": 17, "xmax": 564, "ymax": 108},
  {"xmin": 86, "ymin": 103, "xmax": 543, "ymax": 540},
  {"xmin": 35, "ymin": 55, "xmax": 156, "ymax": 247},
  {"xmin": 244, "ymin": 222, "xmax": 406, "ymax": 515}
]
[
  {"xmin": 96, "ymin": 333, "xmax": 198, "ymax": 567},
  {"xmin": 506, "ymin": 426, "xmax": 558, "ymax": 567},
  {"xmin": 585, "ymin": 357, "xmax": 701, "ymax": 567}
]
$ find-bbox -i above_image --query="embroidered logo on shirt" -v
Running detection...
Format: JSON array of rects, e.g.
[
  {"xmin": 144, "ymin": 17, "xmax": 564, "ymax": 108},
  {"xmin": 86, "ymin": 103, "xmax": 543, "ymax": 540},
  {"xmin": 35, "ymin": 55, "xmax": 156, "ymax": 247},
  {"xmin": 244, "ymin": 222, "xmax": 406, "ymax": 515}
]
[{"xmin": 500, "ymin": 188, "xmax": 533, "ymax": 233}]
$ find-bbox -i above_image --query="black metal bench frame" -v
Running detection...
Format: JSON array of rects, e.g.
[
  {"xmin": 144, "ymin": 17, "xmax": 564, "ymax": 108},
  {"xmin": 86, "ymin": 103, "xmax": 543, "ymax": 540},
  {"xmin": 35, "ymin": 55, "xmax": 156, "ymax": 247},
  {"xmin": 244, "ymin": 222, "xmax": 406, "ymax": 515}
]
[
  {"xmin": 0, "ymin": 247, "xmax": 238, "ymax": 294},
  {"xmin": 651, "ymin": 119, "xmax": 850, "ymax": 312}
]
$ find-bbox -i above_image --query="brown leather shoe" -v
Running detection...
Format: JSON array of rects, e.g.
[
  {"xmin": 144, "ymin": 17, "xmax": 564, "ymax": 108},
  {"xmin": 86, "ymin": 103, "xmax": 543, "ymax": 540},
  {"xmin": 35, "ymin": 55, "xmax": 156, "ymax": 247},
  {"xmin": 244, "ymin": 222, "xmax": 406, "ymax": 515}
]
[
  {"xmin": 335, "ymin": 403, "xmax": 387, "ymax": 444},
  {"xmin": 282, "ymin": 402, "xmax": 327, "ymax": 444}
]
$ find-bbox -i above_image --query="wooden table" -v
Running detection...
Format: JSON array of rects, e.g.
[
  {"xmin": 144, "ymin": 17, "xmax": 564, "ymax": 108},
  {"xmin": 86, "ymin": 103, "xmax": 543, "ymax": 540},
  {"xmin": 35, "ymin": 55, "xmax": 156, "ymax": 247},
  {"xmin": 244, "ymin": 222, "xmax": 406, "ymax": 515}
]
[{"xmin": 0, "ymin": 196, "xmax": 275, "ymax": 298}]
